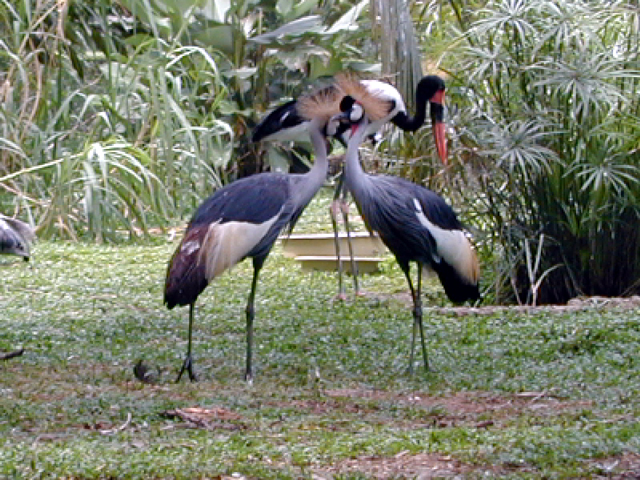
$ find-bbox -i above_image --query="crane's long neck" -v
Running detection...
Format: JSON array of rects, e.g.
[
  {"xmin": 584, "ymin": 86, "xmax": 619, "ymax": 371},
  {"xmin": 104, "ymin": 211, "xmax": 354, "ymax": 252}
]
[
  {"xmin": 391, "ymin": 90, "xmax": 428, "ymax": 132},
  {"xmin": 292, "ymin": 117, "xmax": 329, "ymax": 208},
  {"xmin": 342, "ymin": 118, "xmax": 372, "ymax": 201}
]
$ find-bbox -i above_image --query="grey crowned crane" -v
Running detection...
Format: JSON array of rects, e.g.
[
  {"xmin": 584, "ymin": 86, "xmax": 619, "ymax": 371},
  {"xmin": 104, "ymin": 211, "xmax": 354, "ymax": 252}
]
[
  {"xmin": 332, "ymin": 93, "xmax": 479, "ymax": 374},
  {"xmin": 164, "ymin": 88, "xmax": 342, "ymax": 383},
  {"xmin": 0, "ymin": 214, "xmax": 35, "ymax": 262},
  {"xmin": 253, "ymin": 75, "xmax": 449, "ymax": 299}
]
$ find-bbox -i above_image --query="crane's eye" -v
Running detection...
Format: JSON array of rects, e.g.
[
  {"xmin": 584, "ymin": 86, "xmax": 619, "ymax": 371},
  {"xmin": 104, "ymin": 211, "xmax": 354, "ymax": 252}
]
[{"xmin": 350, "ymin": 103, "xmax": 364, "ymax": 122}]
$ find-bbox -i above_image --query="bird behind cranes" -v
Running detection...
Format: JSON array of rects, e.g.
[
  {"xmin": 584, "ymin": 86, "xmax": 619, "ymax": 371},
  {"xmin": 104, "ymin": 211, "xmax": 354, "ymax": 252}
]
[
  {"xmin": 333, "ymin": 95, "xmax": 479, "ymax": 373},
  {"xmin": 252, "ymin": 74, "xmax": 447, "ymax": 154},
  {"xmin": 0, "ymin": 214, "xmax": 35, "ymax": 262},
  {"xmin": 253, "ymin": 74, "xmax": 448, "ymax": 299},
  {"xmin": 164, "ymin": 87, "xmax": 342, "ymax": 383}
]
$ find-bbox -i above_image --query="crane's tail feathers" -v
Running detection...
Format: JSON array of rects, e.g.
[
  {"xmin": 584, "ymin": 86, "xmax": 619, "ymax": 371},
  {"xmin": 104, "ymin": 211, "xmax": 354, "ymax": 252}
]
[
  {"xmin": 0, "ymin": 215, "xmax": 34, "ymax": 259},
  {"xmin": 165, "ymin": 215, "xmax": 282, "ymax": 310},
  {"xmin": 431, "ymin": 233, "xmax": 480, "ymax": 303},
  {"xmin": 334, "ymin": 74, "xmax": 394, "ymax": 122},
  {"xmin": 5, "ymin": 217, "xmax": 36, "ymax": 243},
  {"xmin": 164, "ymin": 226, "xmax": 210, "ymax": 309}
]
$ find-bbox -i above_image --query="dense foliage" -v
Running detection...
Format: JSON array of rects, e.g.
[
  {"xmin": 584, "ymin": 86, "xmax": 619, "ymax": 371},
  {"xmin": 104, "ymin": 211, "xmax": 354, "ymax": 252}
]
[
  {"xmin": 441, "ymin": 0, "xmax": 640, "ymax": 303},
  {"xmin": 1, "ymin": 0, "xmax": 638, "ymax": 304},
  {"xmin": 2, "ymin": 232, "xmax": 640, "ymax": 478},
  {"xmin": 0, "ymin": 0, "xmax": 372, "ymax": 240}
]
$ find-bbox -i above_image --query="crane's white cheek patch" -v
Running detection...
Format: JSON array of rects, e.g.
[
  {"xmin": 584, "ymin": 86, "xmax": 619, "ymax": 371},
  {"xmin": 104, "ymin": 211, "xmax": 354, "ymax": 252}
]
[{"xmin": 200, "ymin": 218, "xmax": 278, "ymax": 279}]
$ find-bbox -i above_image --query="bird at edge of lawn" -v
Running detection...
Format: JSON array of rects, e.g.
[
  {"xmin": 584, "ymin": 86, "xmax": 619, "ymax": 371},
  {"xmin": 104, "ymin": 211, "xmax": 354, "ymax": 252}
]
[
  {"xmin": 0, "ymin": 214, "xmax": 35, "ymax": 262},
  {"xmin": 164, "ymin": 86, "xmax": 344, "ymax": 383},
  {"xmin": 331, "ymin": 87, "xmax": 479, "ymax": 374},
  {"xmin": 252, "ymin": 73, "xmax": 449, "ymax": 300}
]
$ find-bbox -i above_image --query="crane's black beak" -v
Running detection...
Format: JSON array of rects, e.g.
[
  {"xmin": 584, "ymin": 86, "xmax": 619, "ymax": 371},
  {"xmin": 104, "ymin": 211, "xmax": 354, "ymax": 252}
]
[{"xmin": 429, "ymin": 89, "xmax": 447, "ymax": 165}]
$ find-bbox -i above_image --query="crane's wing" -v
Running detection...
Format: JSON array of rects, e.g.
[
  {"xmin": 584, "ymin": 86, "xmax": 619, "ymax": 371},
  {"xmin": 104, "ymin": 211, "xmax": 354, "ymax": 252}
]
[
  {"xmin": 411, "ymin": 185, "xmax": 464, "ymax": 231},
  {"xmin": 252, "ymin": 100, "xmax": 308, "ymax": 143},
  {"xmin": 351, "ymin": 176, "xmax": 439, "ymax": 262},
  {"xmin": 0, "ymin": 216, "xmax": 35, "ymax": 242},
  {"xmin": 354, "ymin": 176, "xmax": 479, "ymax": 302},
  {"xmin": 409, "ymin": 183, "xmax": 480, "ymax": 302},
  {"xmin": 0, "ymin": 216, "xmax": 33, "ymax": 258},
  {"xmin": 190, "ymin": 174, "xmax": 291, "ymax": 227},
  {"xmin": 165, "ymin": 174, "xmax": 294, "ymax": 309}
]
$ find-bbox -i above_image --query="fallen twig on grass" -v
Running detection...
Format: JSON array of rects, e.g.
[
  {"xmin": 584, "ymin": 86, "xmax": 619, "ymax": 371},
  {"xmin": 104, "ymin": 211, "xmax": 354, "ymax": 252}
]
[
  {"xmin": 99, "ymin": 412, "xmax": 132, "ymax": 435},
  {"xmin": 161, "ymin": 407, "xmax": 246, "ymax": 431}
]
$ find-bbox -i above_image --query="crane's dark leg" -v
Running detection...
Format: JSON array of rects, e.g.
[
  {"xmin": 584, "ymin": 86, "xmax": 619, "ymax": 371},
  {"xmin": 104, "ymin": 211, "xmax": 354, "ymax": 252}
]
[
  {"xmin": 402, "ymin": 265, "xmax": 429, "ymax": 374},
  {"xmin": 176, "ymin": 303, "xmax": 197, "ymax": 382},
  {"xmin": 244, "ymin": 263, "xmax": 262, "ymax": 383},
  {"xmin": 415, "ymin": 265, "xmax": 429, "ymax": 372},
  {"xmin": 331, "ymin": 172, "xmax": 360, "ymax": 299},
  {"xmin": 403, "ymin": 267, "xmax": 418, "ymax": 374},
  {"xmin": 340, "ymin": 189, "xmax": 361, "ymax": 296},
  {"xmin": 330, "ymin": 175, "xmax": 346, "ymax": 300}
]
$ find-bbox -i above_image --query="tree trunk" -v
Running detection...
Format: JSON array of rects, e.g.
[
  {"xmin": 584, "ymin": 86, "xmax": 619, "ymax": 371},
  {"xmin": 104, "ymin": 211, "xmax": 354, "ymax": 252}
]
[{"xmin": 371, "ymin": 0, "xmax": 422, "ymax": 110}]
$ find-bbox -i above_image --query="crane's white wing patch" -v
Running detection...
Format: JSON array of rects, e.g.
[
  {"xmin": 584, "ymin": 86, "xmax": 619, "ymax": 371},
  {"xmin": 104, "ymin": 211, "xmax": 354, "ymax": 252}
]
[
  {"xmin": 412, "ymin": 198, "xmax": 478, "ymax": 283},
  {"xmin": 200, "ymin": 217, "xmax": 279, "ymax": 279}
]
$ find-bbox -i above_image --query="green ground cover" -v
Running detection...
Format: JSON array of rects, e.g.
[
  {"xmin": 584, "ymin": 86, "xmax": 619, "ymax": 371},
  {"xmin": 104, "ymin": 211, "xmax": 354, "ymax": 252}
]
[{"xmin": 1, "ymin": 193, "xmax": 639, "ymax": 478}]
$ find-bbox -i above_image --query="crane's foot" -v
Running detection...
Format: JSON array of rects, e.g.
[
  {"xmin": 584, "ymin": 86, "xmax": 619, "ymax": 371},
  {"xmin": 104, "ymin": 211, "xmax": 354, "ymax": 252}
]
[
  {"xmin": 333, "ymin": 292, "xmax": 348, "ymax": 302},
  {"xmin": 406, "ymin": 359, "xmax": 430, "ymax": 376},
  {"xmin": 176, "ymin": 354, "xmax": 197, "ymax": 383}
]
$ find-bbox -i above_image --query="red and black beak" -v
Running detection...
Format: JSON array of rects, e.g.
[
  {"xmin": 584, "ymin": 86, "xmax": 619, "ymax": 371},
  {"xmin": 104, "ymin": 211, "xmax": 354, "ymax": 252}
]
[{"xmin": 429, "ymin": 88, "xmax": 447, "ymax": 164}]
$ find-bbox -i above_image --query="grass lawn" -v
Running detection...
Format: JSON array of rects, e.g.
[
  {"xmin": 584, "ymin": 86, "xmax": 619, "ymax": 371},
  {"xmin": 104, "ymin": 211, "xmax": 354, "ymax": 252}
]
[{"xmin": 1, "ymin": 190, "xmax": 639, "ymax": 478}]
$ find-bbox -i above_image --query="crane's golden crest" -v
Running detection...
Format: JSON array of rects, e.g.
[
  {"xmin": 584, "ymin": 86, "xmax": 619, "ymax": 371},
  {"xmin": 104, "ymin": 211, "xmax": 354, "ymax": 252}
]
[
  {"xmin": 334, "ymin": 73, "xmax": 394, "ymax": 122},
  {"xmin": 297, "ymin": 85, "xmax": 344, "ymax": 122}
]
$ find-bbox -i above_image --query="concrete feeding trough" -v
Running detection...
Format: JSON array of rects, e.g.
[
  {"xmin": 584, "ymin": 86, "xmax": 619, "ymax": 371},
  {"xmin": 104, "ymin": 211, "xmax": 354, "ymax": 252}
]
[
  {"xmin": 279, "ymin": 232, "xmax": 387, "ymax": 273},
  {"xmin": 294, "ymin": 255, "xmax": 383, "ymax": 274}
]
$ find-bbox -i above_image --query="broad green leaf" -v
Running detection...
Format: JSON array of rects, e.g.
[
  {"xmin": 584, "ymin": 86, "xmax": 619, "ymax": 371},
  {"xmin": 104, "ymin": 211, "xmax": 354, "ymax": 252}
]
[
  {"xmin": 249, "ymin": 16, "xmax": 323, "ymax": 44},
  {"xmin": 197, "ymin": 0, "xmax": 232, "ymax": 22},
  {"xmin": 267, "ymin": 147, "xmax": 292, "ymax": 173},
  {"xmin": 276, "ymin": 0, "xmax": 294, "ymax": 17},
  {"xmin": 323, "ymin": 0, "xmax": 368, "ymax": 35},
  {"xmin": 193, "ymin": 25, "xmax": 236, "ymax": 54}
]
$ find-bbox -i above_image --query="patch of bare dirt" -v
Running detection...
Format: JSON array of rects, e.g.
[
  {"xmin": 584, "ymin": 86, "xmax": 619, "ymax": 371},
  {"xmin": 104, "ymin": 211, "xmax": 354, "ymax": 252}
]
[
  {"xmin": 588, "ymin": 452, "xmax": 640, "ymax": 479},
  {"xmin": 322, "ymin": 388, "xmax": 592, "ymax": 428},
  {"xmin": 299, "ymin": 390, "xmax": 638, "ymax": 479},
  {"xmin": 313, "ymin": 451, "xmax": 640, "ymax": 479},
  {"xmin": 313, "ymin": 452, "xmax": 515, "ymax": 479}
]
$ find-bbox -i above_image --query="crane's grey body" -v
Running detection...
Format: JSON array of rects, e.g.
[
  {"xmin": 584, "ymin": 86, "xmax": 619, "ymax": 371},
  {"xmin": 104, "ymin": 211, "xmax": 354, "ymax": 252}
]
[
  {"xmin": 339, "ymin": 110, "xmax": 479, "ymax": 372},
  {"xmin": 165, "ymin": 117, "xmax": 330, "ymax": 382},
  {"xmin": 344, "ymin": 169, "xmax": 478, "ymax": 302},
  {"xmin": 0, "ymin": 215, "xmax": 34, "ymax": 261}
]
